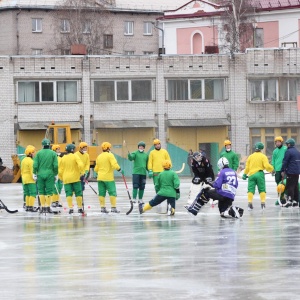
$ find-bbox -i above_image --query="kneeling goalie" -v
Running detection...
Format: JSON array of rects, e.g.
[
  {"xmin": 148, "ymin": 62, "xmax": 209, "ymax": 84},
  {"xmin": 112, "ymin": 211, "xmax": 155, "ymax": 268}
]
[{"xmin": 185, "ymin": 157, "xmax": 243, "ymax": 219}]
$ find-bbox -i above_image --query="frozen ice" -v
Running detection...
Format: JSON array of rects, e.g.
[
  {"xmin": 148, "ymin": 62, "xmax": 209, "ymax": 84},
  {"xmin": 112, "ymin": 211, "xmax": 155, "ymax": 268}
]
[{"xmin": 0, "ymin": 174, "xmax": 299, "ymax": 299}]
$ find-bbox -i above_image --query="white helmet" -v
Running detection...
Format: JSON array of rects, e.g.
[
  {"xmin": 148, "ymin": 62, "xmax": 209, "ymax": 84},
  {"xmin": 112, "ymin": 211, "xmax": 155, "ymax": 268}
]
[{"xmin": 218, "ymin": 157, "xmax": 229, "ymax": 170}]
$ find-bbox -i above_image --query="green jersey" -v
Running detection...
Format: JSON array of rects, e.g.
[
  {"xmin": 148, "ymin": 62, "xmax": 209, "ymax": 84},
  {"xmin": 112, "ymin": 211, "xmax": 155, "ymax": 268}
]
[{"xmin": 128, "ymin": 150, "xmax": 149, "ymax": 175}]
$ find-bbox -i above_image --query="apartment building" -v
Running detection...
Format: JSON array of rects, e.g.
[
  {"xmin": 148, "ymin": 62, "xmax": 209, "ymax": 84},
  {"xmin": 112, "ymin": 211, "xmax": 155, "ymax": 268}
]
[
  {"xmin": 1, "ymin": 49, "xmax": 300, "ymax": 174},
  {"xmin": 0, "ymin": 0, "xmax": 169, "ymax": 56}
]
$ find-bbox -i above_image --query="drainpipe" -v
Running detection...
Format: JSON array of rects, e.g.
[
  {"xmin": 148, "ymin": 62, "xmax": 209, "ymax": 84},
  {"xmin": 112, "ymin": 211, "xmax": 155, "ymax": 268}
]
[{"xmin": 16, "ymin": 8, "xmax": 21, "ymax": 55}]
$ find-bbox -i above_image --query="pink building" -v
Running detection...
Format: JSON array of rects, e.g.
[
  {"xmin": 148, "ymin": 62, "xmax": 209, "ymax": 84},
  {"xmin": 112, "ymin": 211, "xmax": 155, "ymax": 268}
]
[{"xmin": 159, "ymin": 0, "xmax": 300, "ymax": 54}]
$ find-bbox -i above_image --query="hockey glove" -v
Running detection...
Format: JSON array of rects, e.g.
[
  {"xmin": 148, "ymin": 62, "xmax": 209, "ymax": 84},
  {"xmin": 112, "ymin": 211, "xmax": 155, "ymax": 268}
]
[
  {"xmin": 148, "ymin": 170, "xmax": 153, "ymax": 178},
  {"xmin": 242, "ymin": 174, "xmax": 248, "ymax": 180},
  {"xmin": 205, "ymin": 177, "xmax": 212, "ymax": 183},
  {"xmin": 84, "ymin": 171, "xmax": 89, "ymax": 179},
  {"xmin": 118, "ymin": 169, "xmax": 124, "ymax": 175},
  {"xmin": 192, "ymin": 177, "xmax": 201, "ymax": 184},
  {"xmin": 33, "ymin": 174, "xmax": 37, "ymax": 181}
]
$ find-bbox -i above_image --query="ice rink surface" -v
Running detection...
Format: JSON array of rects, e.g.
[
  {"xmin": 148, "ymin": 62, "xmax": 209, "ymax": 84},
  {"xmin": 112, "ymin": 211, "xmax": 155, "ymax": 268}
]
[{"xmin": 0, "ymin": 174, "xmax": 300, "ymax": 299}]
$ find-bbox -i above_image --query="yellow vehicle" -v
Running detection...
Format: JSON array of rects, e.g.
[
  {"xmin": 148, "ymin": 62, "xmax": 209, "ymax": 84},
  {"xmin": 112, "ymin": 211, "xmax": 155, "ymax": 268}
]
[
  {"xmin": 1, "ymin": 123, "xmax": 101, "ymax": 183},
  {"xmin": 45, "ymin": 123, "xmax": 101, "ymax": 168}
]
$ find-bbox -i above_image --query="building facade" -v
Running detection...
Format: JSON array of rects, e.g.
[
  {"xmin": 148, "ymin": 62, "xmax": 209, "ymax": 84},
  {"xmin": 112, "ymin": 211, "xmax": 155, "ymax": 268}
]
[{"xmin": 1, "ymin": 49, "xmax": 300, "ymax": 174}]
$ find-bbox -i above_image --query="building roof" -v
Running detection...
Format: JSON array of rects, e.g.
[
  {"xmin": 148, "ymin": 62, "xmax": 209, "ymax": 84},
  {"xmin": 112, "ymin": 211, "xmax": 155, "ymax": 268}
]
[{"xmin": 0, "ymin": 0, "xmax": 189, "ymax": 11}]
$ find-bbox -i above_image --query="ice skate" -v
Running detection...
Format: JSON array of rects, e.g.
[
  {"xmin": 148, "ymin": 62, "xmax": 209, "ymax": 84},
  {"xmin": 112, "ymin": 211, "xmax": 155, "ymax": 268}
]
[
  {"xmin": 69, "ymin": 208, "xmax": 74, "ymax": 214},
  {"xmin": 138, "ymin": 202, "xmax": 144, "ymax": 214},
  {"xmin": 167, "ymin": 204, "xmax": 175, "ymax": 216},
  {"xmin": 248, "ymin": 203, "xmax": 253, "ymax": 210},
  {"xmin": 101, "ymin": 207, "xmax": 109, "ymax": 214},
  {"xmin": 78, "ymin": 208, "xmax": 84, "ymax": 214},
  {"xmin": 111, "ymin": 207, "xmax": 120, "ymax": 213},
  {"xmin": 292, "ymin": 201, "xmax": 298, "ymax": 207},
  {"xmin": 261, "ymin": 203, "xmax": 266, "ymax": 210},
  {"xmin": 283, "ymin": 200, "xmax": 292, "ymax": 208}
]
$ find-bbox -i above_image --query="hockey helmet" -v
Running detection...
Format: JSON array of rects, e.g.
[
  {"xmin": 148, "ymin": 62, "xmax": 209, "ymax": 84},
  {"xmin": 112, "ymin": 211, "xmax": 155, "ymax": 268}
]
[
  {"xmin": 79, "ymin": 142, "xmax": 88, "ymax": 149},
  {"xmin": 138, "ymin": 141, "xmax": 146, "ymax": 148},
  {"xmin": 101, "ymin": 142, "xmax": 111, "ymax": 151},
  {"xmin": 66, "ymin": 144, "xmax": 75, "ymax": 153},
  {"xmin": 255, "ymin": 142, "xmax": 264, "ymax": 150},
  {"xmin": 224, "ymin": 139, "xmax": 231, "ymax": 146},
  {"xmin": 25, "ymin": 145, "xmax": 36, "ymax": 156},
  {"xmin": 162, "ymin": 159, "xmax": 172, "ymax": 170},
  {"xmin": 153, "ymin": 139, "xmax": 161, "ymax": 145},
  {"xmin": 193, "ymin": 151, "xmax": 202, "ymax": 162},
  {"xmin": 42, "ymin": 138, "xmax": 51, "ymax": 147},
  {"xmin": 52, "ymin": 144, "xmax": 60, "ymax": 151},
  {"xmin": 277, "ymin": 183, "xmax": 285, "ymax": 194},
  {"xmin": 218, "ymin": 157, "xmax": 229, "ymax": 170},
  {"xmin": 274, "ymin": 136, "xmax": 283, "ymax": 143},
  {"xmin": 285, "ymin": 138, "xmax": 295, "ymax": 146}
]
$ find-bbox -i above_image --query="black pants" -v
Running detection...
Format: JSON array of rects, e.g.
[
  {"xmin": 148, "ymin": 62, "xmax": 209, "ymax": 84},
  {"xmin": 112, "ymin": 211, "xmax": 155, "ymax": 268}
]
[
  {"xmin": 207, "ymin": 189, "xmax": 233, "ymax": 214},
  {"xmin": 286, "ymin": 174, "xmax": 299, "ymax": 202}
]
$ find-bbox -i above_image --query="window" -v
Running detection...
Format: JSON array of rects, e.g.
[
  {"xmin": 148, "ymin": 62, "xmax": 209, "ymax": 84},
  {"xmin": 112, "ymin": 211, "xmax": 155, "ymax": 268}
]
[
  {"xmin": 143, "ymin": 51, "xmax": 153, "ymax": 55},
  {"xmin": 167, "ymin": 78, "xmax": 225, "ymax": 100},
  {"xmin": 94, "ymin": 80, "xmax": 153, "ymax": 102},
  {"xmin": 279, "ymin": 78, "xmax": 297, "ymax": 101},
  {"xmin": 124, "ymin": 21, "xmax": 134, "ymax": 35},
  {"xmin": 124, "ymin": 51, "xmax": 134, "ymax": 55},
  {"xmin": 17, "ymin": 81, "xmax": 78, "ymax": 103},
  {"xmin": 32, "ymin": 49, "xmax": 42, "ymax": 55},
  {"xmin": 32, "ymin": 18, "xmax": 42, "ymax": 32},
  {"xmin": 83, "ymin": 20, "xmax": 91, "ymax": 34},
  {"xmin": 254, "ymin": 28, "xmax": 263, "ymax": 48},
  {"xmin": 143, "ymin": 22, "xmax": 152, "ymax": 35},
  {"xmin": 250, "ymin": 127, "xmax": 300, "ymax": 157},
  {"xmin": 250, "ymin": 78, "xmax": 298, "ymax": 101},
  {"xmin": 250, "ymin": 79, "xmax": 277, "ymax": 101},
  {"xmin": 104, "ymin": 34, "xmax": 113, "ymax": 48},
  {"xmin": 61, "ymin": 19, "xmax": 70, "ymax": 33},
  {"xmin": 61, "ymin": 49, "xmax": 71, "ymax": 55}
]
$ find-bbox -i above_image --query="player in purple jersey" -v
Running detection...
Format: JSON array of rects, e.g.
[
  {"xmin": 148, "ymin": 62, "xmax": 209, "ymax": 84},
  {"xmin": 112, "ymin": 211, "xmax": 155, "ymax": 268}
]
[{"xmin": 185, "ymin": 157, "xmax": 244, "ymax": 219}]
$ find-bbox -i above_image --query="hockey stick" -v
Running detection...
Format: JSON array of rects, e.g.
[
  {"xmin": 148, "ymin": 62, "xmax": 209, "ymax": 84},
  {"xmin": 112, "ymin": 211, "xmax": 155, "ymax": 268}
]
[
  {"xmin": 0, "ymin": 199, "xmax": 18, "ymax": 214},
  {"xmin": 122, "ymin": 174, "xmax": 133, "ymax": 215},
  {"xmin": 175, "ymin": 163, "xmax": 185, "ymax": 174},
  {"xmin": 84, "ymin": 179, "xmax": 98, "ymax": 195}
]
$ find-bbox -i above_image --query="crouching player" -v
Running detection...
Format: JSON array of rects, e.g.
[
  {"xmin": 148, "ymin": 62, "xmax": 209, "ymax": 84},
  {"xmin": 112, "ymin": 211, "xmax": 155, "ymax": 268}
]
[
  {"xmin": 139, "ymin": 160, "xmax": 180, "ymax": 216},
  {"xmin": 185, "ymin": 157, "xmax": 243, "ymax": 219}
]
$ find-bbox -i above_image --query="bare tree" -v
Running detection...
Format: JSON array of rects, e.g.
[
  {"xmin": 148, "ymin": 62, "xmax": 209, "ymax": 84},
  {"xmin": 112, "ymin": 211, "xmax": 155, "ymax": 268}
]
[
  {"xmin": 53, "ymin": 0, "xmax": 114, "ymax": 55},
  {"xmin": 219, "ymin": 0, "xmax": 256, "ymax": 54}
]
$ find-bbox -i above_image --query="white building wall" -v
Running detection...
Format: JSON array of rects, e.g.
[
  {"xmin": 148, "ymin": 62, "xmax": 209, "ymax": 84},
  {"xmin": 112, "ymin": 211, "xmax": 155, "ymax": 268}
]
[{"xmin": 1, "ymin": 50, "xmax": 300, "ymax": 166}]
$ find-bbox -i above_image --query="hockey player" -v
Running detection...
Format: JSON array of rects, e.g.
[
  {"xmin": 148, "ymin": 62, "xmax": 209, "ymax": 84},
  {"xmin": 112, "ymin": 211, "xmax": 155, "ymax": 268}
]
[
  {"xmin": 75, "ymin": 142, "xmax": 90, "ymax": 191},
  {"xmin": 59, "ymin": 144, "xmax": 84, "ymax": 214},
  {"xmin": 147, "ymin": 139, "xmax": 171, "ymax": 193},
  {"xmin": 94, "ymin": 142, "xmax": 123, "ymax": 213},
  {"xmin": 220, "ymin": 140, "xmax": 239, "ymax": 171},
  {"xmin": 33, "ymin": 138, "xmax": 58, "ymax": 213},
  {"xmin": 242, "ymin": 142, "xmax": 274, "ymax": 210},
  {"xmin": 21, "ymin": 145, "xmax": 37, "ymax": 212},
  {"xmin": 51, "ymin": 145, "xmax": 63, "ymax": 212},
  {"xmin": 191, "ymin": 151, "xmax": 214, "ymax": 184},
  {"xmin": 186, "ymin": 151, "xmax": 215, "ymax": 205},
  {"xmin": 185, "ymin": 157, "xmax": 243, "ymax": 218},
  {"xmin": 276, "ymin": 179, "xmax": 300, "ymax": 204},
  {"xmin": 280, "ymin": 138, "xmax": 300, "ymax": 207},
  {"xmin": 139, "ymin": 160, "xmax": 180, "ymax": 216},
  {"xmin": 128, "ymin": 141, "xmax": 149, "ymax": 204},
  {"xmin": 271, "ymin": 136, "xmax": 287, "ymax": 205}
]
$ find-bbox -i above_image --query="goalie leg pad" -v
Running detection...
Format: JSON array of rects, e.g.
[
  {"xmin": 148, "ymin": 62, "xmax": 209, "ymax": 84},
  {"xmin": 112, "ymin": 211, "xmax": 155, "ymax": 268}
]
[
  {"xmin": 221, "ymin": 206, "xmax": 243, "ymax": 219},
  {"xmin": 184, "ymin": 197, "xmax": 202, "ymax": 216}
]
